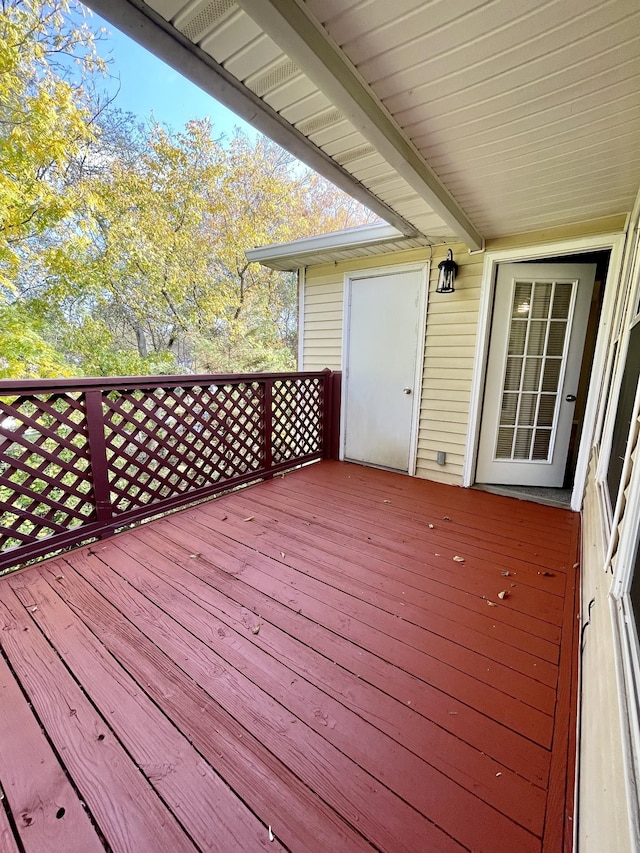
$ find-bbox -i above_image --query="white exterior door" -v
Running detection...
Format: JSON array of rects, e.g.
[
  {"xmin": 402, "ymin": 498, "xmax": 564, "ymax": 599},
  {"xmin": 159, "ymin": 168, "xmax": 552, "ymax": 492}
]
[
  {"xmin": 343, "ymin": 267, "xmax": 426, "ymax": 473},
  {"xmin": 476, "ymin": 262, "xmax": 596, "ymax": 487}
]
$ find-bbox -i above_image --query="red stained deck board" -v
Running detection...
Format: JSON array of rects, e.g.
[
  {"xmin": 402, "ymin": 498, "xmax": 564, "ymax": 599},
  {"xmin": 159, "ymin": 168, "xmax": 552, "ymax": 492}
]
[
  {"xmin": 0, "ymin": 460, "xmax": 580, "ymax": 852},
  {"xmin": 222, "ymin": 485, "xmax": 567, "ymax": 626},
  {"xmin": 213, "ymin": 490, "xmax": 561, "ymax": 671},
  {"xmin": 113, "ymin": 526, "xmax": 548, "ymax": 835},
  {"xmin": 272, "ymin": 473, "xmax": 575, "ymax": 567},
  {"xmin": 173, "ymin": 506, "xmax": 557, "ymax": 722},
  {"xmin": 0, "ymin": 636, "xmax": 103, "ymax": 853},
  {"xmin": 10, "ymin": 573, "xmax": 283, "ymax": 853},
  {"xmin": 40, "ymin": 561, "xmax": 372, "ymax": 853},
  {"xmin": 0, "ymin": 583, "xmax": 198, "ymax": 853},
  {"xmin": 139, "ymin": 522, "xmax": 551, "ymax": 788},
  {"xmin": 63, "ymin": 550, "xmax": 464, "ymax": 853}
]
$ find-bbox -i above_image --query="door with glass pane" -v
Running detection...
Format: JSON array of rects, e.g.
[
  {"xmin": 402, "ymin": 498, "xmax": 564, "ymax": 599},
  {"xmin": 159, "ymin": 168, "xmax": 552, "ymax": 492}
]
[{"xmin": 476, "ymin": 263, "xmax": 596, "ymax": 486}]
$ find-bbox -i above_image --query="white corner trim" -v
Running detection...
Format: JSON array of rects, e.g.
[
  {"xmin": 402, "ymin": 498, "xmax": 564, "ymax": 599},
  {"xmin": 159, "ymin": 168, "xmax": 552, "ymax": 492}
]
[
  {"xmin": 297, "ymin": 267, "xmax": 305, "ymax": 370},
  {"xmin": 462, "ymin": 232, "xmax": 626, "ymax": 509}
]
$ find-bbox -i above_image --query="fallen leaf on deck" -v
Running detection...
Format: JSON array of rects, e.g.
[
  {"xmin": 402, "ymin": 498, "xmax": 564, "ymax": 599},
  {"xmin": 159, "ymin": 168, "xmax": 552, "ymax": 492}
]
[
  {"xmin": 55, "ymin": 575, "xmax": 64, "ymax": 582},
  {"xmin": 428, "ymin": 523, "xmax": 434, "ymax": 529},
  {"xmin": 497, "ymin": 590, "xmax": 509, "ymax": 600},
  {"xmin": 538, "ymin": 571, "xmax": 554, "ymax": 577},
  {"xmin": 496, "ymin": 772, "xmax": 502, "ymax": 777},
  {"xmin": 29, "ymin": 606, "xmax": 38, "ymax": 612},
  {"xmin": 453, "ymin": 555, "xmax": 465, "ymax": 563},
  {"xmin": 487, "ymin": 601, "xmax": 497, "ymax": 607},
  {"xmin": 303, "ymin": 521, "xmax": 311, "ymax": 526},
  {"xmin": 244, "ymin": 516, "xmax": 255, "ymax": 522},
  {"xmin": 573, "ymin": 562, "xmax": 579, "ymax": 569},
  {"xmin": 383, "ymin": 499, "xmax": 391, "ymax": 504},
  {"xmin": 443, "ymin": 516, "xmax": 451, "ymax": 521},
  {"xmin": 448, "ymin": 711, "xmax": 459, "ymax": 716},
  {"xmin": 189, "ymin": 553, "xmax": 201, "ymax": 559},
  {"xmin": 501, "ymin": 571, "xmax": 511, "ymax": 577},
  {"xmin": 280, "ymin": 552, "xmax": 286, "ymax": 558},
  {"xmin": 221, "ymin": 514, "xmax": 228, "ymax": 521},
  {"xmin": 252, "ymin": 624, "xmax": 261, "ymax": 635},
  {"xmin": 268, "ymin": 826, "xmax": 274, "ymax": 842}
]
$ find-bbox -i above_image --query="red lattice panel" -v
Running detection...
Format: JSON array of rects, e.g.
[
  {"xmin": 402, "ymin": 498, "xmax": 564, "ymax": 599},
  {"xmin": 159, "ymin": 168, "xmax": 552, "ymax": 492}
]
[
  {"xmin": 0, "ymin": 393, "xmax": 96, "ymax": 553},
  {"xmin": 272, "ymin": 376, "xmax": 323, "ymax": 464},
  {"xmin": 102, "ymin": 382, "xmax": 265, "ymax": 514}
]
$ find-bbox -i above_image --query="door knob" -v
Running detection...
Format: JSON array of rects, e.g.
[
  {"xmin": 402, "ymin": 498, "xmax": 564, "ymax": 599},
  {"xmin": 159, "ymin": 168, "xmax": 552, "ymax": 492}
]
[
  {"xmin": 403, "ymin": 388, "xmax": 412, "ymax": 395},
  {"xmin": 566, "ymin": 394, "xmax": 577, "ymax": 402}
]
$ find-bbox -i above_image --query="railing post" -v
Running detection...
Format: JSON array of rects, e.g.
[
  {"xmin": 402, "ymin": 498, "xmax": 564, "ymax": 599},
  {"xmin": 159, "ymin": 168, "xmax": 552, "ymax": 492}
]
[
  {"xmin": 84, "ymin": 389, "xmax": 113, "ymax": 527},
  {"xmin": 322, "ymin": 369, "xmax": 332, "ymax": 460},
  {"xmin": 264, "ymin": 378, "xmax": 273, "ymax": 476},
  {"xmin": 322, "ymin": 370, "xmax": 342, "ymax": 461}
]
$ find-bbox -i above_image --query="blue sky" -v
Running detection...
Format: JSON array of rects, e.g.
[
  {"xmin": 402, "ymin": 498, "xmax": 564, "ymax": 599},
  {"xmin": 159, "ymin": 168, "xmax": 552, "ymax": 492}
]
[{"xmin": 86, "ymin": 7, "xmax": 257, "ymax": 140}]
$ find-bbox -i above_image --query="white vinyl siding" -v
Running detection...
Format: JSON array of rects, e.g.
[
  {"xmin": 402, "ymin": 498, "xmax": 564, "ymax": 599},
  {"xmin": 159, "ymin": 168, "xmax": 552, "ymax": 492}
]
[{"xmin": 303, "ymin": 244, "xmax": 482, "ymax": 485}]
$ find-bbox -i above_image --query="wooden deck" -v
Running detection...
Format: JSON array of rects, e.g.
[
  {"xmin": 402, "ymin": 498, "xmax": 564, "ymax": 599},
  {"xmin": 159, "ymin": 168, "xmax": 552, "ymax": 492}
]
[{"xmin": 0, "ymin": 461, "xmax": 580, "ymax": 853}]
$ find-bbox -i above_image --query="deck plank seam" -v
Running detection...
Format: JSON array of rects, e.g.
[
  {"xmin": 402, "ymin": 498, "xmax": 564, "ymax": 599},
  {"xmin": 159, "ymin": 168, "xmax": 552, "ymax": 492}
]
[
  {"xmin": 168, "ymin": 512, "xmax": 560, "ymax": 712},
  {"xmin": 0, "ymin": 625, "xmax": 111, "ymax": 852},
  {"xmin": 81, "ymin": 540, "xmax": 543, "ymax": 849}
]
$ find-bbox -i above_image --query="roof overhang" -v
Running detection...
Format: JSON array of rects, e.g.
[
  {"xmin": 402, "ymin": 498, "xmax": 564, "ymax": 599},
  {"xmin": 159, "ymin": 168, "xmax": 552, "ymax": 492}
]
[
  {"xmin": 85, "ymin": 1, "xmax": 640, "ymax": 249},
  {"xmin": 246, "ymin": 223, "xmax": 437, "ymax": 271}
]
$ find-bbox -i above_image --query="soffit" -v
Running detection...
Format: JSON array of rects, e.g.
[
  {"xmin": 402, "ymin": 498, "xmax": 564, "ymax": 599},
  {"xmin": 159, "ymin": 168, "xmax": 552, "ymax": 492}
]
[{"xmin": 106, "ymin": 0, "xmax": 640, "ymax": 243}]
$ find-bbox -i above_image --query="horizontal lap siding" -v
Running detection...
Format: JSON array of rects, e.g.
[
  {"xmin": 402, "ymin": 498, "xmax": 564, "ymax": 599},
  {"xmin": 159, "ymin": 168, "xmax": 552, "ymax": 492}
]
[
  {"xmin": 303, "ymin": 244, "xmax": 483, "ymax": 485},
  {"xmin": 418, "ymin": 244, "xmax": 483, "ymax": 484},
  {"xmin": 303, "ymin": 275, "xmax": 344, "ymax": 369}
]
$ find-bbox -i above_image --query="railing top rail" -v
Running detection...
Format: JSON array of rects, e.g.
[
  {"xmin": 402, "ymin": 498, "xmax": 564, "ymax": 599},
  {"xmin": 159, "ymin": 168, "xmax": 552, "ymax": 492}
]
[{"xmin": 0, "ymin": 369, "xmax": 331, "ymax": 396}]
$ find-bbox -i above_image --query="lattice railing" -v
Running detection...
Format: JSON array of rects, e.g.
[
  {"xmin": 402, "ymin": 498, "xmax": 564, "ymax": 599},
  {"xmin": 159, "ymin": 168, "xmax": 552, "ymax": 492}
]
[{"xmin": 0, "ymin": 371, "xmax": 340, "ymax": 572}]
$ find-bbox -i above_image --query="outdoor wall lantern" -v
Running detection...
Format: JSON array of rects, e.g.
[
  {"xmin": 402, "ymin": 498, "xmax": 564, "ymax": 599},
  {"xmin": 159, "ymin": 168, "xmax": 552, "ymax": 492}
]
[{"xmin": 436, "ymin": 248, "xmax": 458, "ymax": 293}]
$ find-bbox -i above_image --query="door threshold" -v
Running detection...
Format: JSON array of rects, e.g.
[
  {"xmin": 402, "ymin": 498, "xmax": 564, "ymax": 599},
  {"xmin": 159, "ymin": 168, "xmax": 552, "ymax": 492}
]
[{"xmin": 473, "ymin": 483, "xmax": 573, "ymax": 509}]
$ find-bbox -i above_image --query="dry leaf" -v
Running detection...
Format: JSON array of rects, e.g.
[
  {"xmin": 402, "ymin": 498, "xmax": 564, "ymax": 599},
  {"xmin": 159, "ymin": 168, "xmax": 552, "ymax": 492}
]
[
  {"xmin": 497, "ymin": 590, "xmax": 509, "ymax": 600},
  {"xmin": 428, "ymin": 523, "xmax": 434, "ymax": 529},
  {"xmin": 487, "ymin": 600, "xmax": 497, "ymax": 607},
  {"xmin": 383, "ymin": 499, "xmax": 391, "ymax": 504},
  {"xmin": 443, "ymin": 516, "xmax": 451, "ymax": 521},
  {"xmin": 538, "ymin": 571, "xmax": 554, "ymax": 577},
  {"xmin": 448, "ymin": 711, "xmax": 459, "ymax": 716},
  {"xmin": 453, "ymin": 555, "xmax": 465, "ymax": 563},
  {"xmin": 280, "ymin": 552, "xmax": 286, "ymax": 558},
  {"xmin": 268, "ymin": 826, "xmax": 274, "ymax": 842},
  {"xmin": 221, "ymin": 514, "xmax": 228, "ymax": 521},
  {"xmin": 501, "ymin": 571, "xmax": 511, "ymax": 577},
  {"xmin": 496, "ymin": 772, "xmax": 502, "ymax": 777},
  {"xmin": 244, "ymin": 516, "xmax": 255, "ymax": 522},
  {"xmin": 252, "ymin": 624, "xmax": 261, "ymax": 635},
  {"xmin": 55, "ymin": 574, "xmax": 64, "ymax": 582},
  {"xmin": 29, "ymin": 606, "xmax": 38, "ymax": 612},
  {"xmin": 303, "ymin": 521, "xmax": 311, "ymax": 526},
  {"xmin": 189, "ymin": 553, "xmax": 201, "ymax": 559}
]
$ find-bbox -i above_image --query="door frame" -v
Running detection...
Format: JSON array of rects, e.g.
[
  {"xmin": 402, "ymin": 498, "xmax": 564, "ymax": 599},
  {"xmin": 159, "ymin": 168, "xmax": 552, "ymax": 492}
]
[
  {"xmin": 340, "ymin": 261, "xmax": 429, "ymax": 475},
  {"xmin": 463, "ymin": 233, "xmax": 626, "ymax": 510}
]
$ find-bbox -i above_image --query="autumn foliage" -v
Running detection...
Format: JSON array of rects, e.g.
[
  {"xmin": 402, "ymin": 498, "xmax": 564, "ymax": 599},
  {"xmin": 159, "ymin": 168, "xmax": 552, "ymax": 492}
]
[{"xmin": 0, "ymin": 0, "xmax": 377, "ymax": 377}]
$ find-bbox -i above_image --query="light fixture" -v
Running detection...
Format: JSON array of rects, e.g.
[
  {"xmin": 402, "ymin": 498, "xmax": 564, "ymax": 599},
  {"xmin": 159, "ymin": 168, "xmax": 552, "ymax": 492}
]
[{"xmin": 436, "ymin": 248, "xmax": 458, "ymax": 293}]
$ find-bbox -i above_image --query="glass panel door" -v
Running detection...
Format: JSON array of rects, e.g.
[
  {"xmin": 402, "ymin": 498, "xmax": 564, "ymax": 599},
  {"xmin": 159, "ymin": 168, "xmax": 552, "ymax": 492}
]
[{"xmin": 495, "ymin": 279, "xmax": 574, "ymax": 463}]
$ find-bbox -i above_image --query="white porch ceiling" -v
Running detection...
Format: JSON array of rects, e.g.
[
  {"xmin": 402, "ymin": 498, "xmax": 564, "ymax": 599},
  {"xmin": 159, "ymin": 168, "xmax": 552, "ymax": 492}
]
[{"xmin": 88, "ymin": 0, "xmax": 640, "ymax": 247}]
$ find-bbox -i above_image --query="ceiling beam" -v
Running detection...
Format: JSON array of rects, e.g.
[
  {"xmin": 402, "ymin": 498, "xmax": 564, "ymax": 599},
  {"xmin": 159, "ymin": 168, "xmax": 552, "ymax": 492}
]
[
  {"xmin": 84, "ymin": 0, "xmax": 421, "ymax": 238},
  {"xmin": 236, "ymin": 0, "xmax": 483, "ymax": 250}
]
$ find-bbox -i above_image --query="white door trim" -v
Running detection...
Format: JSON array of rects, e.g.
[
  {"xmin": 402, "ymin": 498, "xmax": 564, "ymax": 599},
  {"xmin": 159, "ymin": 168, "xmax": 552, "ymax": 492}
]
[
  {"xmin": 340, "ymin": 261, "xmax": 429, "ymax": 475},
  {"xmin": 463, "ymin": 232, "xmax": 626, "ymax": 511}
]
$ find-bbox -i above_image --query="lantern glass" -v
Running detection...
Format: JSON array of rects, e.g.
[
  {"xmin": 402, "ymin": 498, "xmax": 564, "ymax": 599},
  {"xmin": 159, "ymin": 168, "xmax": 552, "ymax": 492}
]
[{"xmin": 436, "ymin": 248, "xmax": 457, "ymax": 293}]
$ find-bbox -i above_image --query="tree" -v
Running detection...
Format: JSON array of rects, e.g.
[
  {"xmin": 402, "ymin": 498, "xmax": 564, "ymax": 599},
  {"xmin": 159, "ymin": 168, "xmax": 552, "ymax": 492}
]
[
  {"xmin": 0, "ymin": 1, "xmax": 379, "ymax": 378},
  {"xmin": 0, "ymin": 0, "xmax": 105, "ymax": 294}
]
